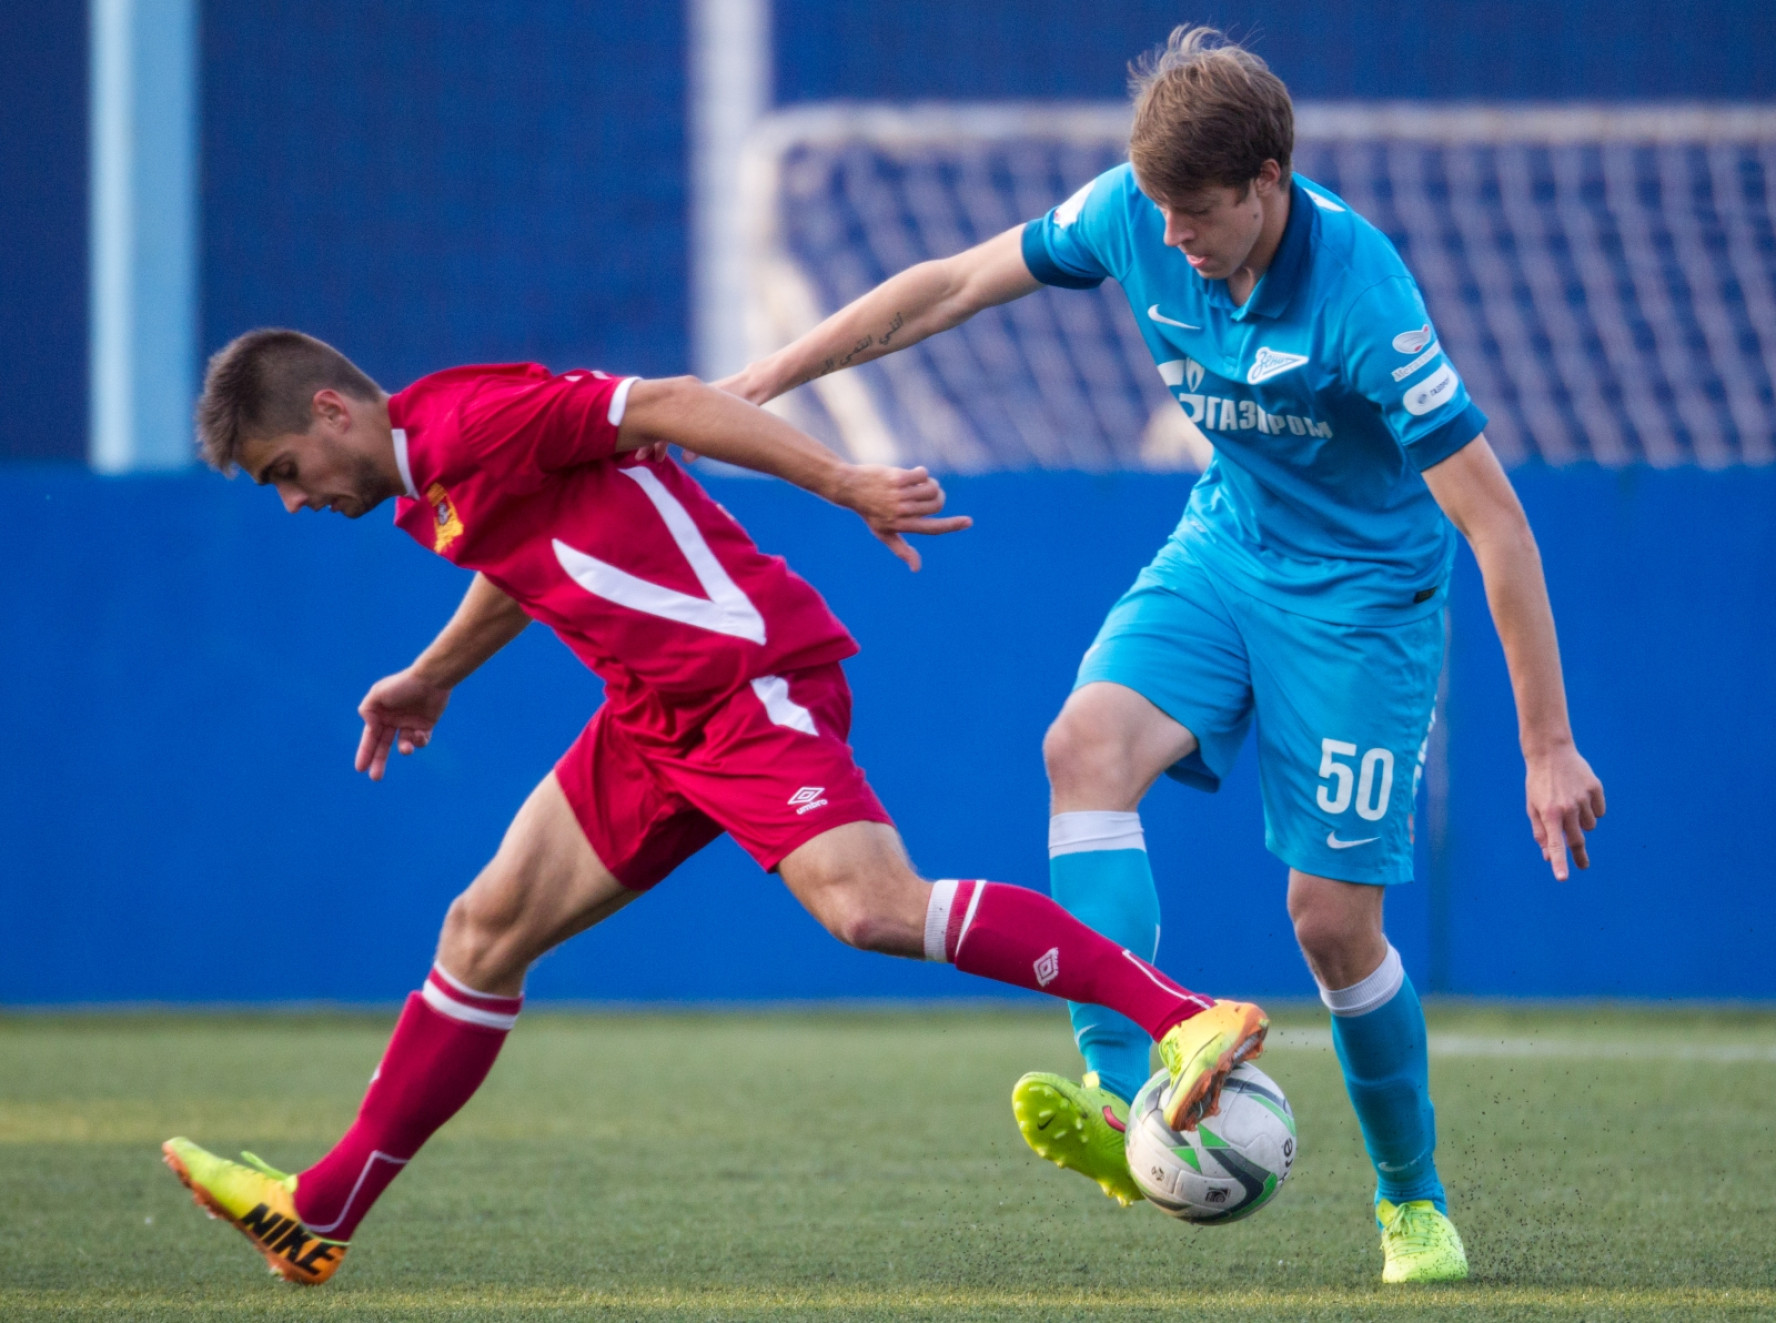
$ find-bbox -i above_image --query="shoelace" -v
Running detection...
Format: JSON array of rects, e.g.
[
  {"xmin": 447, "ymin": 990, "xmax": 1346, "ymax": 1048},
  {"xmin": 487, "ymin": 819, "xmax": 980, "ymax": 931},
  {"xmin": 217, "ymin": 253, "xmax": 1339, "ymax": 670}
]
[
  {"xmin": 239, "ymin": 1151, "xmax": 295, "ymax": 1183},
  {"xmin": 1386, "ymin": 1203, "xmax": 1446, "ymax": 1254}
]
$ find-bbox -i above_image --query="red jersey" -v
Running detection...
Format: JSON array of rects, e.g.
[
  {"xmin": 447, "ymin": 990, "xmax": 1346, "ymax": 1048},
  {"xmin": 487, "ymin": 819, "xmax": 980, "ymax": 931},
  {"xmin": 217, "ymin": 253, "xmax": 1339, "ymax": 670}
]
[{"xmin": 388, "ymin": 364, "xmax": 857, "ymax": 726}]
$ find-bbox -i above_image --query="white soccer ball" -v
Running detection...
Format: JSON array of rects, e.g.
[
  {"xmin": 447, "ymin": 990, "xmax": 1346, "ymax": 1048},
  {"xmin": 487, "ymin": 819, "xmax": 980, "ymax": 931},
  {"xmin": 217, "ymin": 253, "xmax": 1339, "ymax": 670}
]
[{"xmin": 1125, "ymin": 1061, "xmax": 1296, "ymax": 1223}]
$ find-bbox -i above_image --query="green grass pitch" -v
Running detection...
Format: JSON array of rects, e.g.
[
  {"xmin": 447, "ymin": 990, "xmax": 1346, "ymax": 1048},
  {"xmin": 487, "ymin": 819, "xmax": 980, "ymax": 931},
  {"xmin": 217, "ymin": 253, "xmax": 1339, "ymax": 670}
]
[{"xmin": 2, "ymin": 1003, "xmax": 1773, "ymax": 1321}]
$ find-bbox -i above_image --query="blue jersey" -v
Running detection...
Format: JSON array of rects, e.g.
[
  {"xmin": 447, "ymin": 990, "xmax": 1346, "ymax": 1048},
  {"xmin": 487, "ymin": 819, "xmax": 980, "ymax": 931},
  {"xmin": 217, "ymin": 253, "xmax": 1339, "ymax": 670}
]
[{"xmin": 1022, "ymin": 165, "xmax": 1486, "ymax": 625}]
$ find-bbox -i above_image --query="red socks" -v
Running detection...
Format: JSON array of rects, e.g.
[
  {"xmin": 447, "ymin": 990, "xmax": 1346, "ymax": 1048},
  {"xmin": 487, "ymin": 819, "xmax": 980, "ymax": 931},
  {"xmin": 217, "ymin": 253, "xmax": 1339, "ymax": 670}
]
[
  {"xmin": 925, "ymin": 879, "xmax": 1210, "ymax": 1039},
  {"xmin": 293, "ymin": 967, "xmax": 519, "ymax": 1240}
]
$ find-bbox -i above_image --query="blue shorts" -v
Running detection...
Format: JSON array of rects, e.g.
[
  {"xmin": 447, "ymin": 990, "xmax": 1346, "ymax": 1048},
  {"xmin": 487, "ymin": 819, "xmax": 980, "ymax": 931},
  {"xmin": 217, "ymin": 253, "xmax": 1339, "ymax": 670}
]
[{"xmin": 1076, "ymin": 540, "xmax": 1442, "ymax": 885}]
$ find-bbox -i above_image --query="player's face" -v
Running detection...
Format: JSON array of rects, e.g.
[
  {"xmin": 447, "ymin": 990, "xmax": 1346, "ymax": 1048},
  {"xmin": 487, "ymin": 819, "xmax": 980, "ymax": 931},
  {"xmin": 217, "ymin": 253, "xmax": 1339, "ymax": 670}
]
[
  {"xmin": 240, "ymin": 395, "xmax": 399, "ymax": 519},
  {"xmin": 1146, "ymin": 160, "xmax": 1284, "ymax": 282}
]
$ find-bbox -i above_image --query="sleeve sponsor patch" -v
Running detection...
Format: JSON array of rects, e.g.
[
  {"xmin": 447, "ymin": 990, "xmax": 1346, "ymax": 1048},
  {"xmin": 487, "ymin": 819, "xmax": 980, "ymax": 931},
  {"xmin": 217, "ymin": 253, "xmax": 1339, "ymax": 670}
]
[
  {"xmin": 1403, "ymin": 362, "xmax": 1461, "ymax": 416},
  {"xmin": 1392, "ymin": 324, "xmax": 1435, "ymax": 354}
]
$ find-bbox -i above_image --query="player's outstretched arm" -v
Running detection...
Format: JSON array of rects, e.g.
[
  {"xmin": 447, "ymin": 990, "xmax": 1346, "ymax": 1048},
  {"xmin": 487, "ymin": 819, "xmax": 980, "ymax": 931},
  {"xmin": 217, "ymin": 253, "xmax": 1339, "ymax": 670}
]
[
  {"xmin": 354, "ymin": 573, "xmax": 531, "ymax": 780},
  {"xmin": 1422, "ymin": 437, "xmax": 1606, "ymax": 879},
  {"xmin": 617, "ymin": 377, "xmax": 970, "ymax": 571},
  {"xmin": 721, "ymin": 226, "xmax": 1042, "ymax": 406}
]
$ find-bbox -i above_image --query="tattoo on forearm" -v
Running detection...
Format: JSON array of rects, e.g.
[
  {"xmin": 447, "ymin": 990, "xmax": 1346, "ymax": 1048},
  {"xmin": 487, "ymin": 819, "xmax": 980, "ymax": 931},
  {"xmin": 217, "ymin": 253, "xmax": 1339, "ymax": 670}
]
[{"xmin": 804, "ymin": 313, "xmax": 910, "ymax": 386}]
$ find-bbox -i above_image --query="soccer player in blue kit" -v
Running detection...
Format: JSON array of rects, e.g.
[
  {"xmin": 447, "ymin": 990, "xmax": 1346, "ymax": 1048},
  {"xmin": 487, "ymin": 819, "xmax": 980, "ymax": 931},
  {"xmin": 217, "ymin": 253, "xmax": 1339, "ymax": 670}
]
[{"xmin": 725, "ymin": 28, "xmax": 1606, "ymax": 1281}]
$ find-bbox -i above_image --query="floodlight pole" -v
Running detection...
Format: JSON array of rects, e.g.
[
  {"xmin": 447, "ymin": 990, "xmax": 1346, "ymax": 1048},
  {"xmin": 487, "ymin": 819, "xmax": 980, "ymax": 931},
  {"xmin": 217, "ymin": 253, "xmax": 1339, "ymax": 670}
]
[
  {"xmin": 89, "ymin": 0, "xmax": 198, "ymax": 472},
  {"xmin": 689, "ymin": 0, "xmax": 771, "ymax": 382}
]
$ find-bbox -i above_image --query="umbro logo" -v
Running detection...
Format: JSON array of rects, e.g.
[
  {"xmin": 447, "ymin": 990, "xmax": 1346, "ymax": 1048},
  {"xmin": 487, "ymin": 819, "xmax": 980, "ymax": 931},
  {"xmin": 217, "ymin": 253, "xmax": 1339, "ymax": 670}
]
[
  {"xmin": 789, "ymin": 786, "xmax": 829, "ymax": 815},
  {"xmin": 1033, "ymin": 947, "xmax": 1061, "ymax": 987},
  {"xmin": 1247, "ymin": 347, "xmax": 1309, "ymax": 384}
]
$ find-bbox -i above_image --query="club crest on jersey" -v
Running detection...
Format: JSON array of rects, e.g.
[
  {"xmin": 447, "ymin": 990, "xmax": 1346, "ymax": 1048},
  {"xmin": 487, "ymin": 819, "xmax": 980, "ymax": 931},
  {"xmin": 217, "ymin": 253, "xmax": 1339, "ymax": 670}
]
[
  {"xmin": 425, "ymin": 482, "xmax": 464, "ymax": 554},
  {"xmin": 1247, "ymin": 347, "xmax": 1309, "ymax": 384}
]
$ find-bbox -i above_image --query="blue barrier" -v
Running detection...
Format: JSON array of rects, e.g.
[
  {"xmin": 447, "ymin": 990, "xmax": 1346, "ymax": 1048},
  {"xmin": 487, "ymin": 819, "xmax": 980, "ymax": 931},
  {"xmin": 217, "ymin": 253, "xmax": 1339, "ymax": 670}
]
[{"xmin": 2, "ymin": 464, "xmax": 1771, "ymax": 1003}]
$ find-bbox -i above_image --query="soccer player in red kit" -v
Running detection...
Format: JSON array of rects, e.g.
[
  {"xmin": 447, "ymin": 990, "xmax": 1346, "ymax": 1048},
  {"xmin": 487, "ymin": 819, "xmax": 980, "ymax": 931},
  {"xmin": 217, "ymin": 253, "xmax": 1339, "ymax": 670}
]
[{"xmin": 161, "ymin": 329, "xmax": 1268, "ymax": 1285}]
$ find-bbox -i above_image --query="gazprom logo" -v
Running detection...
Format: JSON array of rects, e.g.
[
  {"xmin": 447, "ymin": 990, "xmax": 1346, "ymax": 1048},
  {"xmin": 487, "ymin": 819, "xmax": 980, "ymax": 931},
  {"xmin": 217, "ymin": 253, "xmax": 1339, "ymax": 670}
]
[{"xmin": 1157, "ymin": 358, "xmax": 1206, "ymax": 392}]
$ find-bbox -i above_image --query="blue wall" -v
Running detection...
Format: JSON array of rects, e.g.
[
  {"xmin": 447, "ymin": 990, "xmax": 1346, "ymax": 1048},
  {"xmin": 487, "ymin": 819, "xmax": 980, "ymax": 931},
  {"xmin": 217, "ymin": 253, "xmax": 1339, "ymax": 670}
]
[
  {"xmin": 3, "ymin": 465, "xmax": 1772, "ymax": 1003},
  {"xmin": 0, "ymin": 4, "xmax": 87, "ymax": 462}
]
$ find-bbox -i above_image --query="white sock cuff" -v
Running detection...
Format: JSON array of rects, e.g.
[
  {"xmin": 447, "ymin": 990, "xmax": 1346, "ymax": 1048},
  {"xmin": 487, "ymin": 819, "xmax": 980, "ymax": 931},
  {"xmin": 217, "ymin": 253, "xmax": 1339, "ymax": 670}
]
[
  {"xmin": 1048, "ymin": 810, "xmax": 1145, "ymax": 857},
  {"xmin": 1319, "ymin": 944, "xmax": 1405, "ymax": 1018},
  {"xmin": 924, "ymin": 879, "xmax": 960, "ymax": 963}
]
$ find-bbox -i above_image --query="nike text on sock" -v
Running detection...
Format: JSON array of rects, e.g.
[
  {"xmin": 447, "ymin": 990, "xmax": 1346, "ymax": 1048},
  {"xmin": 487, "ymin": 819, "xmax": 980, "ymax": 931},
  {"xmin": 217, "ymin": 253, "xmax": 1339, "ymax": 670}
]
[
  {"xmin": 293, "ymin": 966, "xmax": 519, "ymax": 1239},
  {"xmin": 1319, "ymin": 943, "xmax": 1404, "ymax": 1017},
  {"xmin": 923, "ymin": 879, "xmax": 1210, "ymax": 1039},
  {"xmin": 1048, "ymin": 810, "xmax": 1146, "ymax": 857}
]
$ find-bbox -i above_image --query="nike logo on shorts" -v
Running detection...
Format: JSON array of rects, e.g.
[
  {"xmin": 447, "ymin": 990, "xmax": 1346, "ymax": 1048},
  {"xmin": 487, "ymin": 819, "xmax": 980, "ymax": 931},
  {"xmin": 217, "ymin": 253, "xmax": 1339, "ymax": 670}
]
[
  {"xmin": 1147, "ymin": 304, "xmax": 1200, "ymax": 330},
  {"xmin": 1326, "ymin": 831, "xmax": 1380, "ymax": 849}
]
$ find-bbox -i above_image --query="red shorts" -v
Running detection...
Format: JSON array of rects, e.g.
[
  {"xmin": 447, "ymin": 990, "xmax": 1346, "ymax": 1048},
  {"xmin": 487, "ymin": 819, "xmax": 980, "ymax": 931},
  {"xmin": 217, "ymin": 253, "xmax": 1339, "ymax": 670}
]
[{"xmin": 553, "ymin": 661, "xmax": 894, "ymax": 890}]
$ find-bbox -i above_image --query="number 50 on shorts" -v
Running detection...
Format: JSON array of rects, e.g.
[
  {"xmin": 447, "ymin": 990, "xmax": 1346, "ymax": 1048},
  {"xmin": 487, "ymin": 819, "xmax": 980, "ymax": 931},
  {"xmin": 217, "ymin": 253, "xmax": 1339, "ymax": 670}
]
[{"xmin": 1315, "ymin": 739, "xmax": 1395, "ymax": 822}]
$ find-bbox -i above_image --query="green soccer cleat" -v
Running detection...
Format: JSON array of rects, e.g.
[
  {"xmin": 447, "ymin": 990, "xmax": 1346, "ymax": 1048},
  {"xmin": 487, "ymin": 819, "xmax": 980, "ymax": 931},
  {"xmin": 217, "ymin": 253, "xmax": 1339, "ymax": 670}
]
[
  {"xmin": 1011, "ymin": 1070, "xmax": 1144, "ymax": 1207},
  {"xmin": 161, "ymin": 1137, "xmax": 348, "ymax": 1285},
  {"xmin": 1378, "ymin": 1198, "xmax": 1469, "ymax": 1284}
]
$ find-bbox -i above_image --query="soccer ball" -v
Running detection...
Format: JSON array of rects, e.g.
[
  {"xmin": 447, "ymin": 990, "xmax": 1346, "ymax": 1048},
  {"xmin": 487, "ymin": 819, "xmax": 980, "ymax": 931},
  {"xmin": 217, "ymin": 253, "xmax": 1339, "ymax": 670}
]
[{"xmin": 1125, "ymin": 1062, "xmax": 1296, "ymax": 1223}]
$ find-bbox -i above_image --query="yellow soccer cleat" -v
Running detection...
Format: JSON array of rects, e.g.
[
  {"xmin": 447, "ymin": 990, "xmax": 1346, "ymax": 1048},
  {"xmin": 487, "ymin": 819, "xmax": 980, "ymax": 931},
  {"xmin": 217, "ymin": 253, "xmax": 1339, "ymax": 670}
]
[
  {"xmin": 1156, "ymin": 1000, "xmax": 1269, "ymax": 1132},
  {"xmin": 1378, "ymin": 1198, "xmax": 1469, "ymax": 1284},
  {"xmin": 161, "ymin": 1138, "xmax": 347, "ymax": 1285},
  {"xmin": 1012, "ymin": 1070, "xmax": 1144, "ymax": 1207}
]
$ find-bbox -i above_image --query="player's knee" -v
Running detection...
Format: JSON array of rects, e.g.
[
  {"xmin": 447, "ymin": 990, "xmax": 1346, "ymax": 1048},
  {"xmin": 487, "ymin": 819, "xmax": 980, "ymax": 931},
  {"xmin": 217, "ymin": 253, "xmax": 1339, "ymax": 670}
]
[
  {"xmin": 1289, "ymin": 905, "xmax": 1374, "ymax": 981},
  {"xmin": 809, "ymin": 868, "xmax": 925, "ymax": 955},
  {"xmin": 439, "ymin": 885, "xmax": 525, "ymax": 973},
  {"xmin": 1044, "ymin": 709, "xmax": 1120, "ymax": 792},
  {"xmin": 826, "ymin": 902, "xmax": 896, "ymax": 953}
]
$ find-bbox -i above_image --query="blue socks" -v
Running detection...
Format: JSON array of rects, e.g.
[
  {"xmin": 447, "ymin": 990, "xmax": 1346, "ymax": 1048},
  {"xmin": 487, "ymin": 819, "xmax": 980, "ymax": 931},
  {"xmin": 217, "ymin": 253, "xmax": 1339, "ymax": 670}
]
[
  {"xmin": 1048, "ymin": 811, "xmax": 1161, "ymax": 1104},
  {"xmin": 1323, "ymin": 944, "xmax": 1446, "ymax": 1214}
]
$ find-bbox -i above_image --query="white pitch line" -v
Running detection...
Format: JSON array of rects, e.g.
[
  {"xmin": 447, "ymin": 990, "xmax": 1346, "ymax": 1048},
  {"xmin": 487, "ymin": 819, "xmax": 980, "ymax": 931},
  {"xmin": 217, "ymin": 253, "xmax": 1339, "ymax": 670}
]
[{"xmin": 1264, "ymin": 1027, "xmax": 1776, "ymax": 1063}]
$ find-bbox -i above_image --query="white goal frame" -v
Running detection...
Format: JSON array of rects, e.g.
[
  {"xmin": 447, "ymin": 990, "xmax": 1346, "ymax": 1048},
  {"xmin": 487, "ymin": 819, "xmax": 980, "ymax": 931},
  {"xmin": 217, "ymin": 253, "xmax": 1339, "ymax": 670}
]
[{"xmin": 726, "ymin": 100, "xmax": 1776, "ymax": 468}]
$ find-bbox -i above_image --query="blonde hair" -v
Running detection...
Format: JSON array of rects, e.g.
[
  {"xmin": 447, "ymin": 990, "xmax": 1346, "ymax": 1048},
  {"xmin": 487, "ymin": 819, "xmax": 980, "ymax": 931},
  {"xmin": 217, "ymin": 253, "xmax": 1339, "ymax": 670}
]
[{"xmin": 1128, "ymin": 25, "xmax": 1293, "ymax": 200}]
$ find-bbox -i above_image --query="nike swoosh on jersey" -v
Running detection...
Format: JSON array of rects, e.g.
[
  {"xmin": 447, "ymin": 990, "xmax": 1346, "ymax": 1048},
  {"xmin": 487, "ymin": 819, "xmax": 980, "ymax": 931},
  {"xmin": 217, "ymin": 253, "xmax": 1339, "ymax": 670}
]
[
  {"xmin": 1147, "ymin": 305, "xmax": 1201, "ymax": 331},
  {"xmin": 1326, "ymin": 832, "xmax": 1380, "ymax": 849}
]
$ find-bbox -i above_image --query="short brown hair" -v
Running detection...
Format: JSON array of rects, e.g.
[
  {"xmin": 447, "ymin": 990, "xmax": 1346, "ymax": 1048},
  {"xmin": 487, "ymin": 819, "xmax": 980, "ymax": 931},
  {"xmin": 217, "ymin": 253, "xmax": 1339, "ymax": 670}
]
[
  {"xmin": 195, "ymin": 328, "xmax": 383, "ymax": 473},
  {"xmin": 1127, "ymin": 26, "xmax": 1293, "ymax": 201}
]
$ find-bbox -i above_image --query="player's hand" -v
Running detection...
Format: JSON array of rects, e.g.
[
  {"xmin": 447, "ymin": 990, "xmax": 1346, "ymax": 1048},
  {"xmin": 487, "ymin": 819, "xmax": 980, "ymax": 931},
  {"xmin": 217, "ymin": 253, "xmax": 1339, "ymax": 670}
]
[
  {"xmin": 835, "ymin": 463, "xmax": 973, "ymax": 571},
  {"xmin": 355, "ymin": 667, "xmax": 453, "ymax": 781},
  {"xmin": 1525, "ymin": 743, "xmax": 1605, "ymax": 880}
]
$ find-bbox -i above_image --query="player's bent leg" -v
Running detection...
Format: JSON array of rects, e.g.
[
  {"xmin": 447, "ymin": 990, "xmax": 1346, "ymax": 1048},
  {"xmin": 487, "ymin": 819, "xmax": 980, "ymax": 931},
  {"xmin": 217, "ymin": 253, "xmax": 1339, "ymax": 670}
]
[
  {"xmin": 779, "ymin": 823, "xmax": 1265, "ymax": 1132},
  {"xmin": 1043, "ymin": 683, "xmax": 1199, "ymax": 1108},
  {"xmin": 776, "ymin": 820, "xmax": 930, "ymax": 957},
  {"xmin": 164, "ymin": 772, "xmax": 637, "ymax": 1280},
  {"xmin": 1044, "ymin": 681, "xmax": 1200, "ymax": 812},
  {"xmin": 1290, "ymin": 870, "xmax": 1459, "ymax": 1280},
  {"xmin": 436, "ymin": 770, "xmax": 642, "ymax": 994}
]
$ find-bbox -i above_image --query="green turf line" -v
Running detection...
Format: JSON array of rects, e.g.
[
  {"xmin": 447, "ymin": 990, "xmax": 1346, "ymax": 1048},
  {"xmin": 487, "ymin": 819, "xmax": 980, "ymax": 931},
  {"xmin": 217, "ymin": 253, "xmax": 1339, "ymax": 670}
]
[{"xmin": 2, "ymin": 1005, "xmax": 1772, "ymax": 1322}]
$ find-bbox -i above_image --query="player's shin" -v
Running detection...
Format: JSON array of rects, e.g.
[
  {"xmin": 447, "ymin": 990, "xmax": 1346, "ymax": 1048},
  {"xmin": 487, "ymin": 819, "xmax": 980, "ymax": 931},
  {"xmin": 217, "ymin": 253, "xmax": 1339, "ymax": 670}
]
[
  {"xmin": 293, "ymin": 965, "xmax": 520, "ymax": 1240},
  {"xmin": 1048, "ymin": 812, "xmax": 1162, "ymax": 1103},
  {"xmin": 923, "ymin": 879, "xmax": 1208, "ymax": 1038},
  {"xmin": 1321, "ymin": 944, "xmax": 1446, "ymax": 1214}
]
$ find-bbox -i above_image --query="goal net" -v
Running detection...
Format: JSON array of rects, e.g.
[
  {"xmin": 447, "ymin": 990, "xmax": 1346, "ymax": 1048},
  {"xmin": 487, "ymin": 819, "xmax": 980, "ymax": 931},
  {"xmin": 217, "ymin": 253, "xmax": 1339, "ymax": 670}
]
[{"xmin": 736, "ymin": 102, "xmax": 1776, "ymax": 471}]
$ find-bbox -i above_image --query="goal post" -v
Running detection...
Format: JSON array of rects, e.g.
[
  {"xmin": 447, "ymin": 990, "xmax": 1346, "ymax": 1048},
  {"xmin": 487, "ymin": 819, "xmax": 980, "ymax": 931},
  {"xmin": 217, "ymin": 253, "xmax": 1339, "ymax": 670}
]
[{"xmin": 730, "ymin": 100, "xmax": 1776, "ymax": 471}]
